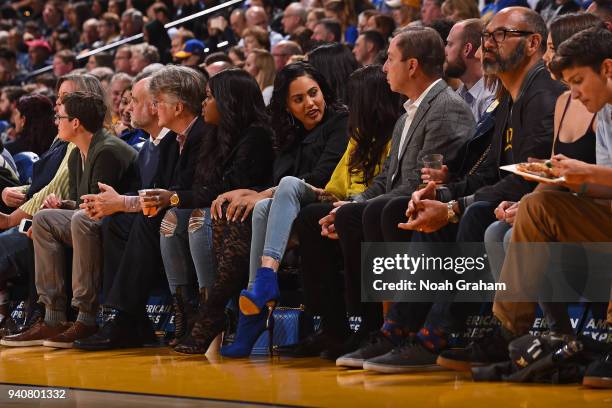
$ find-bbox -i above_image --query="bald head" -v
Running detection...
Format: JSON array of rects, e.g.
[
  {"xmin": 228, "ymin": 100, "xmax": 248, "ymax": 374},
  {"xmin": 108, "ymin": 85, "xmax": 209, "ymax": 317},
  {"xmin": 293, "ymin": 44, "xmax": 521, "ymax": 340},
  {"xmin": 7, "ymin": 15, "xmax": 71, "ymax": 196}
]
[
  {"xmin": 246, "ymin": 6, "xmax": 268, "ymax": 29},
  {"xmin": 206, "ymin": 61, "xmax": 232, "ymax": 77},
  {"xmin": 271, "ymin": 40, "xmax": 303, "ymax": 70},
  {"xmin": 492, "ymin": 7, "xmax": 547, "ymax": 52}
]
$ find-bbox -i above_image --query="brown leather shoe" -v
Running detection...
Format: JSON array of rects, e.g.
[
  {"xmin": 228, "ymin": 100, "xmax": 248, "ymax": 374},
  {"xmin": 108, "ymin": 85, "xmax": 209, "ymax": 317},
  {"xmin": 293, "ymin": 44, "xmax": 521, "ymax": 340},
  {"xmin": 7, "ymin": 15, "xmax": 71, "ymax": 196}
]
[
  {"xmin": 0, "ymin": 321, "xmax": 71, "ymax": 347},
  {"xmin": 43, "ymin": 321, "xmax": 98, "ymax": 349}
]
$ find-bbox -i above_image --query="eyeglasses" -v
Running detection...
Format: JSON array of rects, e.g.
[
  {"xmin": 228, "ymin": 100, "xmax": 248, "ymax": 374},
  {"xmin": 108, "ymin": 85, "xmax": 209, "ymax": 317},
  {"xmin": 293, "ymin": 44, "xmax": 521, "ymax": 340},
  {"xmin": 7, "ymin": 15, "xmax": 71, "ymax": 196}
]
[
  {"xmin": 54, "ymin": 114, "xmax": 73, "ymax": 122},
  {"xmin": 480, "ymin": 29, "xmax": 535, "ymax": 44}
]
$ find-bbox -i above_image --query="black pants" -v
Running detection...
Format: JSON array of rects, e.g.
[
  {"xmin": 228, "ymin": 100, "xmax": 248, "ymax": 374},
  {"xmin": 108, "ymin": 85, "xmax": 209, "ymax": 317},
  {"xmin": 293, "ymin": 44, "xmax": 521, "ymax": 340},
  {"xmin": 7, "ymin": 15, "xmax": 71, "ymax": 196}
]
[
  {"xmin": 294, "ymin": 202, "xmax": 348, "ymax": 337},
  {"xmin": 387, "ymin": 201, "xmax": 497, "ymax": 333},
  {"xmin": 334, "ymin": 196, "xmax": 413, "ymax": 333},
  {"xmin": 104, "ymin": 210, "xmax": 168, "ymax": 318}
]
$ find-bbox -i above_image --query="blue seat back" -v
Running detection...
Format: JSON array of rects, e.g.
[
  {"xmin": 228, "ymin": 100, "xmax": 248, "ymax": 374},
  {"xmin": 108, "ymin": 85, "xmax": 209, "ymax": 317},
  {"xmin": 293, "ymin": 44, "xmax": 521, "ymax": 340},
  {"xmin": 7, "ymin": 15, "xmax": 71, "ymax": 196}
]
[{"xmin": 13, "ymin": 152, "xmax": 39, "ymax": 184}]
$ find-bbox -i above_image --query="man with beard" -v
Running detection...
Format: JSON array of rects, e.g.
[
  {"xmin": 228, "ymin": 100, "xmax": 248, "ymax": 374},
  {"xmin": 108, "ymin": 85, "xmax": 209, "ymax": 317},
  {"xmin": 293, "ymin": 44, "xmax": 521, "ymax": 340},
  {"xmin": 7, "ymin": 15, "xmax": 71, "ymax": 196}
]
[
  {"xmin": 346, "ymin": 7, "xmax": 565, "ymax": 374},
  {"xmin": 445, "ymin": 19, "xmax": 495, "ymax": 122},
  {"xmin": 0, "ymin": 87, "xmax": 27, "ymax": 141}
]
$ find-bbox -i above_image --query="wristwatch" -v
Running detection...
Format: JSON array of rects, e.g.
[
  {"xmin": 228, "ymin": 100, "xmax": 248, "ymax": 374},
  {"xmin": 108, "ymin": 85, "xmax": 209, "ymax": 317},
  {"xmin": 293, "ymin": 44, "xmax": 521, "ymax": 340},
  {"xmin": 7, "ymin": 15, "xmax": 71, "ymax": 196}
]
[
  {"xmin": 447, "ymin": 200, "xmax": 459, "ymax": 223},
  {"xmin": 170, "ymin": 192, "xmax": 180, "ymax": 207}
]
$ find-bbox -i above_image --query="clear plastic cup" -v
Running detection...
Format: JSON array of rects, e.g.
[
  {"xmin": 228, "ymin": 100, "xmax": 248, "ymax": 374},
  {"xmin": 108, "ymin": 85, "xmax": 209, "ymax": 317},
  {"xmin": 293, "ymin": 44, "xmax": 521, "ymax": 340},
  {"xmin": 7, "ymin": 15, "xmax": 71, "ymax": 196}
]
[{"xmin": 138, "ymin": 189, "xmax": 159, "ymax": 217}]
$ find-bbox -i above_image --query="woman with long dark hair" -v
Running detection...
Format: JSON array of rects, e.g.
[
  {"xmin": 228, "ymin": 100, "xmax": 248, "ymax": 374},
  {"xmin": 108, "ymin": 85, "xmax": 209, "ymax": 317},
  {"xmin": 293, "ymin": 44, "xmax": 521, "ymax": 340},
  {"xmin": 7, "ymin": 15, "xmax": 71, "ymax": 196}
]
[
  {"xmin": 281, "ymin": 65, "xmax": 402, "ymax": 358},
  {"xmin": 222, "ymin": 66, "xmax": 400, "ymax": 357},
  {"xmin": 5, "ymin": 94, "xmax": 57, "ymax": 157},
  {"xmin": 176, "ymin": 62, "xmax": 350, "ymax": 355},
  {"xmin": 160, "ymin": 69, "xmax": 274, "ymax": 350},
  {"xmin": 307, "ymin": 43, "xmax": 358, "ymax": 104}
]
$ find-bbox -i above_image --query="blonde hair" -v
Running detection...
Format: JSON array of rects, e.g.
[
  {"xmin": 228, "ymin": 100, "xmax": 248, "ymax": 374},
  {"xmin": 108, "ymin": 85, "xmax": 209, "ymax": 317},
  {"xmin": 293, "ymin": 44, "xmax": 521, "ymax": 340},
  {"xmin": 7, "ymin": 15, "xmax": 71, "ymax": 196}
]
[
  {"xmin": 441, "ymin": 0, "xmax": 480, "ymax": 21},
  {"xmin": 250, "ymin": 49, "xmax": 276, "ymax": 90}
]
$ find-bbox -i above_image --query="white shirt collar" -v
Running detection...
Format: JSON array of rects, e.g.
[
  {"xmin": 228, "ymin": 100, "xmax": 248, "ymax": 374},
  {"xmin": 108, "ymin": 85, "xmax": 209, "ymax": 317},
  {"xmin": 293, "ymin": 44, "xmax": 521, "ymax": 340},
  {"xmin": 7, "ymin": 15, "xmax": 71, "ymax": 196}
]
[
  {"xmin": 403, "ymin": 78, "xmax": 443, "ymax": 113},
  {"xmin": 151, "ymin": 127, "xmax": 170, "ymax": 146}
]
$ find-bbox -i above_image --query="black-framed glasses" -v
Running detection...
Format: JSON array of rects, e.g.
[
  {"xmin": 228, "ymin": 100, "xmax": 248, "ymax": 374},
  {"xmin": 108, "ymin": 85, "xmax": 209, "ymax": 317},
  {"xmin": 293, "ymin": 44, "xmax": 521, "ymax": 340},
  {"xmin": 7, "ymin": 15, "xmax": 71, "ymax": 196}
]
[
  {"xmin": 481, "ymin": 29, "xmax": 535, "ymax": 44},
  {"xmin": 54, "ymin": 114, "xmax": 73, "ymax": 122}
]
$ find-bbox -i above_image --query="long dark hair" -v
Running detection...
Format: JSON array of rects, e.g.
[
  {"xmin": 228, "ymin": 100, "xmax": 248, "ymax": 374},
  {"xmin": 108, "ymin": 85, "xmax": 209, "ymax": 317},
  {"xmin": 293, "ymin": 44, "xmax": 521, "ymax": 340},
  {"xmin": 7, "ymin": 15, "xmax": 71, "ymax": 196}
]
[
  {"xmin": 196, "ymin": 69, "xmax": 270, "ymax": 185},
  {"xmin": 306, "ymin": 43, "xmax": 358, "ymax": 104},
  {"xmin": 550, "ymin": 13, "xmax": 603, "ymax": 49},
  {"xmin": 347, "ymin": 65, "xmax": 401, "ymax": 185},
  {"xmin": 269, "ymin": 62, "xmax": 346, "ymax": 152},
  {"xmin": 15, "ymin": 94, "xmax": 57, "ymax": 156}
]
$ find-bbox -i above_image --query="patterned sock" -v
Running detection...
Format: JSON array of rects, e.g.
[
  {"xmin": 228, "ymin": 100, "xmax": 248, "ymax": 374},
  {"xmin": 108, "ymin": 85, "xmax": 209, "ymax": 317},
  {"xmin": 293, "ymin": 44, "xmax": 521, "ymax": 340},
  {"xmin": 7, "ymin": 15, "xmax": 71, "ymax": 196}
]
[
  {"xmin": 416, "ymin": 326, "xmax": 448, "ymax": 353},
  {"xmin": 381, "ymin": 319, "xmax": 412, "ymax": 346}
]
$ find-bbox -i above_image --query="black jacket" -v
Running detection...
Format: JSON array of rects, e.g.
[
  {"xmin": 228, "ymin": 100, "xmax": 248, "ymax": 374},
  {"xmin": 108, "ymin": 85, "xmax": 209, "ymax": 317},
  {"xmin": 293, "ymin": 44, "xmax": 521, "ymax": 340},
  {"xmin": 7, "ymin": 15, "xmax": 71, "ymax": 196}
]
[
  {"xmin": 27, "ymin": 138, "xmax": 68, "ymax": 199},
  {"xmin": 272, "ymin": 110, "xmax": 349, "ymax": 188},
  {"xmin": 437, "ymin": 101, "xmax": 499, "ymax": 208},
  {"xmin": 158, "ymin": 116, "xmax": 205, "ymax": 207},
  {"xmin": 470, "ymin": 62, "xmax": 566, "ymax": 205},
  {"xmin": 189, "ymin": 125, "xmax": 275, "ymax": 208}
]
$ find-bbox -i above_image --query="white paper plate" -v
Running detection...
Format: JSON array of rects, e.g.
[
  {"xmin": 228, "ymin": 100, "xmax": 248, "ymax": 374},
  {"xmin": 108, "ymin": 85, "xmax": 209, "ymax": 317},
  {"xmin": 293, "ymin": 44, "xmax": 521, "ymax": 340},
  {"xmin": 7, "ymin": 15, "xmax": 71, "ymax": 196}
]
[{"xmin": 500, "ymin": 164, "xmax": 566, "ymax": 185}]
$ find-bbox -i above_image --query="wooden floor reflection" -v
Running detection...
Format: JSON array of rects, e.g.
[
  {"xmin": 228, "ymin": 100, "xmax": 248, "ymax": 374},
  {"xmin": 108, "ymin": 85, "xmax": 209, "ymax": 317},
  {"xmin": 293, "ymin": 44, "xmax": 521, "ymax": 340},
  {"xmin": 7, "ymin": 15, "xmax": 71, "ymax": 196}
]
[{"xmin": 0, "ymin": 346, "xmax": 610, "ymax": 407}]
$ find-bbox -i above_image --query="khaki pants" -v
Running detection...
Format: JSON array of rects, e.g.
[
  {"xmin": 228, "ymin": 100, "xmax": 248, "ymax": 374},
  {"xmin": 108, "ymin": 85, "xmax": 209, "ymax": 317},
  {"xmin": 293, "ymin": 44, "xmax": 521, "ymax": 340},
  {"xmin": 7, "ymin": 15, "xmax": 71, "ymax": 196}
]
[
  {"xmin": 32, "ymin": 209, "xmax": 102, "ymax": 314},
  {"xmin": 493, "ymin": 190, "xmax": 612, "ymax": 335}
]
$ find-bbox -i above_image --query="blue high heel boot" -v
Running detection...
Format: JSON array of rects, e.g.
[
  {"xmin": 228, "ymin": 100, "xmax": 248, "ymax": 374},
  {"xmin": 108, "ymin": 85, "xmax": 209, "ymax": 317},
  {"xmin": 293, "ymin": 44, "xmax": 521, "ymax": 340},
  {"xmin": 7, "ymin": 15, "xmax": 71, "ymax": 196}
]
[
  {"xmin": 239, "ymin": 267, "xmax": 280, "ymax": 316},
  {"xmin": 220, "ymin": 306, "xmax": 276, "ymax": 358}
]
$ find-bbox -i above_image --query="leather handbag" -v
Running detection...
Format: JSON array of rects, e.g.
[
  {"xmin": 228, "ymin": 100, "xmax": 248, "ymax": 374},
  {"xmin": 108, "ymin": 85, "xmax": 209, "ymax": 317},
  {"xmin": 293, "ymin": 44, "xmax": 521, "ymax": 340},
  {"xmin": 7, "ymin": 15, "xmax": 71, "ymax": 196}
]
[{"xmin": 251, "ymin": 305, "xmax": 313, "ymax": 356}]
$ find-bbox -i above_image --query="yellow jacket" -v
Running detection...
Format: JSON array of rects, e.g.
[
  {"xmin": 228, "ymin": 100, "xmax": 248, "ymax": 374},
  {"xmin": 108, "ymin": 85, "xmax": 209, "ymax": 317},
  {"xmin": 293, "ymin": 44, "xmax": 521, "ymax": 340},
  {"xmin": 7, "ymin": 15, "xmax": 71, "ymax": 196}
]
[{"xmin": 324, "ymin": 138, "xmax": 391, "ymax": 200}]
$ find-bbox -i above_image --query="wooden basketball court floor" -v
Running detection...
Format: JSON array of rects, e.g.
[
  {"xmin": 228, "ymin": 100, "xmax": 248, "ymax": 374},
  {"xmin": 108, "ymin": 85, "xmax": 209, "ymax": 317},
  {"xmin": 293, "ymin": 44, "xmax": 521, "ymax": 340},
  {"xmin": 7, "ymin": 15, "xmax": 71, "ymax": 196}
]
[{"xmin": 0, "ymin": 346, "xmax": 610, "ymax": 407}]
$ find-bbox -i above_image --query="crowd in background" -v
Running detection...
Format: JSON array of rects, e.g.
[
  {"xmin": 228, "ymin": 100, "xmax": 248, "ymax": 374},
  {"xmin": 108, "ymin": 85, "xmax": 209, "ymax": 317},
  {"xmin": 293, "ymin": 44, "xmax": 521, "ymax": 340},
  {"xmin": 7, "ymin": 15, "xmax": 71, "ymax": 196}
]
[{"xmin": 0, "ymin": 0, "xmax": 610, "ymax": 389}]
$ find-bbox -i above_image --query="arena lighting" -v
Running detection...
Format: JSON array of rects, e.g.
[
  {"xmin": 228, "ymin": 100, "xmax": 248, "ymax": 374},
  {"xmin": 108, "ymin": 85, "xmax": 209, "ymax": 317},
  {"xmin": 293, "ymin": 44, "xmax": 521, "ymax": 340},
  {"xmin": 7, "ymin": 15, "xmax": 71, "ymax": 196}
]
[{"xmin": 27, "ymin": 0, "xmax": 245, "ymax": 78}]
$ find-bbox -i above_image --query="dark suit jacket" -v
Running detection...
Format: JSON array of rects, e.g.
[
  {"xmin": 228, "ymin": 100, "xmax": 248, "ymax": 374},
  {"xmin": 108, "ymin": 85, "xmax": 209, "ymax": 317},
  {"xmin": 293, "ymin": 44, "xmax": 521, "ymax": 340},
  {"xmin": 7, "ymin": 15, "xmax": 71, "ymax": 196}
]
[
  {"xmin": 27, "ymin": 138, "xmax": 68, "ymax": 199},
  {"xmin": 189, "ymin": 125, "xmax": 275, "ymax": 208},
  {"xmin": 272, "ymin": 110, "xmax": 349, "ymax": 188},
  {"xmin": 68, "ymin": 129, "xmax": 138, "ymax": 205},
  {"xmin": 472, "ymin": 62, "xmax": 566, "ymax": 205},
  {"xmin": 157, "ymin": 116, "xmax": 205, "ymax": 207},
  {"xmin": 437, "ymin": 101, "xmax": 500, "ymax": 209},
  {"xmin": 356, "ymin": 80, "xmax": 475, "ymax": 201}
]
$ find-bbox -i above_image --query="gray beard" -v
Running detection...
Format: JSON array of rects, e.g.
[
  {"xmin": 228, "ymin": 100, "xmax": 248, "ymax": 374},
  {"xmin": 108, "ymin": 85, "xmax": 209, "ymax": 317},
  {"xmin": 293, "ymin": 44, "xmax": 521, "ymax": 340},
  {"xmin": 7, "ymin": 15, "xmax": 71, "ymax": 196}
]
[{"xmin": 483, "ymin": 39, "xmax": 527, "ymax": 75}]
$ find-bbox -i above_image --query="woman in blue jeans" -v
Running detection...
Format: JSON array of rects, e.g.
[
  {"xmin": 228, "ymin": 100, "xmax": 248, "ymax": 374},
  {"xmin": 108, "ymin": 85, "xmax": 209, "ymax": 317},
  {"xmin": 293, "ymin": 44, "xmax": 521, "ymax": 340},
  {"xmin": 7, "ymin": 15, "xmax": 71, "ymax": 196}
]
[
  {"xmin": 159, "ymin": 69, "xmax": 275, "ymax": 349},
  {"xmin": 218, "ymin": 65, "xmax": 401, "ymax": 358},
  {"xmin": 175, "ymin": 62, "xmax": 350, "ymax": 354}
]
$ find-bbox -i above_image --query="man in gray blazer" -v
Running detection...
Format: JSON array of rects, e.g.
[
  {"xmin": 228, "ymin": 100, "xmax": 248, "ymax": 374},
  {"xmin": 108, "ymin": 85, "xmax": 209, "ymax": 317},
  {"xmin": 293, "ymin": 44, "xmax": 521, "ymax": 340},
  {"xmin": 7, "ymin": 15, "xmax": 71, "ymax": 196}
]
[{"xmin": 318, "ymin": 27, "xmax": 474, "ymax": 362}]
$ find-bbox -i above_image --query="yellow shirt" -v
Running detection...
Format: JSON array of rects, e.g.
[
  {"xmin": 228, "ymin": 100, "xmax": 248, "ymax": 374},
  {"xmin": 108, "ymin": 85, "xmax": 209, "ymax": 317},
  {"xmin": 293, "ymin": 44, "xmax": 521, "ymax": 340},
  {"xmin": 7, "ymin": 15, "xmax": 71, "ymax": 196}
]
[{"xmin": 324, "ymin": 138, "xmax": 391, "ymax": 200}]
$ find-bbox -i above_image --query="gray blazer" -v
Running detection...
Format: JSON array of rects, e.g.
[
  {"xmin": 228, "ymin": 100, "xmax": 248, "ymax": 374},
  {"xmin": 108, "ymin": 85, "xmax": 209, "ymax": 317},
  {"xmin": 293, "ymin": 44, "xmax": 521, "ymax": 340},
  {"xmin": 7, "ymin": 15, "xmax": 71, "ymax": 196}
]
[{"xmin": 355, "ymin": 80, "xmax": 475, "ymax": 201}]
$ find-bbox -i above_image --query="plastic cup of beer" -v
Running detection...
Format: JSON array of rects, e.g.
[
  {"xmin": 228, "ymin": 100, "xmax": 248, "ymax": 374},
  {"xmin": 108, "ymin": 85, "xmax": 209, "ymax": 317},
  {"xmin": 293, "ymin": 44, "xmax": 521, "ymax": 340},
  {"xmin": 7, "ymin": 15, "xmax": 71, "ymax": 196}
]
[{"xmin": 138, "ymin": 189, "xmax": 159, "ymax": 217}]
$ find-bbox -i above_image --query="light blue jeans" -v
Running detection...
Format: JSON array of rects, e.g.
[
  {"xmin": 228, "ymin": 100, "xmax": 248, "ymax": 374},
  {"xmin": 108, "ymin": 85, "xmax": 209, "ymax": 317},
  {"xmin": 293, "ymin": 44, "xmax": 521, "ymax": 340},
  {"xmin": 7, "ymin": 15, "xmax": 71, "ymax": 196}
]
[
  {"xmin": 248, "ymin": 176, "xmax": 318, "ymax": 289},
  {"xmin": 483, "ymin": 220, "xmax": 513, "ymax": 282},
  {"xmin": 160, "ymin": 208, "xmax": 216, "ymax": 294}
]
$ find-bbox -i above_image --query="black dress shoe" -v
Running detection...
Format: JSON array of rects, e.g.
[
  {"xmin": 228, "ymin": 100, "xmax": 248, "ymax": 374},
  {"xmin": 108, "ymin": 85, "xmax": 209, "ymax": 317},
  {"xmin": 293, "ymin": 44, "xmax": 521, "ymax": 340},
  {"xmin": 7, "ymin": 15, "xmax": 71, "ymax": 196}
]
[
  {"xmin": 276, "ymin": 330, "xmax": 346, "ymax": 357},
  {"xmin": 74, "ymin": 312, "xmax": 150, "ymax": 351},
  {"xmin": 320, "ymin": 331, "xmax": 366, "ymax": 361}
]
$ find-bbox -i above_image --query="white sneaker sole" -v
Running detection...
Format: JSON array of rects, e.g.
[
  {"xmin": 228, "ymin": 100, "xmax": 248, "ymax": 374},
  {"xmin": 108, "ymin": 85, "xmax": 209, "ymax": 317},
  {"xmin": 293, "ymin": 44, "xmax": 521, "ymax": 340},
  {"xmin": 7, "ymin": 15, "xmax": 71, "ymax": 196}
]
[
  {"xmin": 363, "ymin": 360, "xmax": 447, "ymax": 374},
  {"xmin": 336, "ymin": 357, "xmax": 365, "ymax": 368},
  {"xmin": 1, "ymin": 339, "xmax": 44, "ymax": 347},
  {"xmin": 42, "ymin": 340, "xmax": 73, "ymax": 349}
]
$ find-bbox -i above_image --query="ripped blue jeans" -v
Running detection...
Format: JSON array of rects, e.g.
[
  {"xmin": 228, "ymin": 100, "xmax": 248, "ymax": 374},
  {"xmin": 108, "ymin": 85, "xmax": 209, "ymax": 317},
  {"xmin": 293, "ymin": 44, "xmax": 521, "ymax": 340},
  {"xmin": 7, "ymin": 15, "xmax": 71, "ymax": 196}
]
[{"xmin": 160, "ymin": 208, "xmax": 216, "ymax": 294}]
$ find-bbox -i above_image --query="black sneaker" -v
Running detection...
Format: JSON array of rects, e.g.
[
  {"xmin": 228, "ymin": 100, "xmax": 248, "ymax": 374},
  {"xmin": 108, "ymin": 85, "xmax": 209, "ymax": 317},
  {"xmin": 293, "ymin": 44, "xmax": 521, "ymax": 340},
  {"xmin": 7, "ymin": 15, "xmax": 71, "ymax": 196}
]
[
  {"xmin": 437, "ymin": 331, "xmax": 510, "ymax": 371},
  {"xmin": 320, "ymin": 331, "xmax": 366, "ymax": 361},
  {"xmin": 0, "ymin": 314, "xmax": 19, "ymax": 339},
  {"xmin": 276, "ymin": 330, "xmax": 345, "ymax": 357},
  {"xmin": 583, "ymin": 352, "xmax": 612, "ymax": 389},
  {"xmin": 336, "ymin": 331, "xmax": 395, "ymax": 368},
  {"xmin": 363, "ymin": 335, "xmax": 443, "ymax": 374},
  {"xmin": 73, "ymin": 312, "xmax": 154, "ymax": 351}
]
